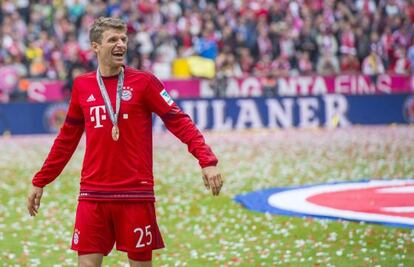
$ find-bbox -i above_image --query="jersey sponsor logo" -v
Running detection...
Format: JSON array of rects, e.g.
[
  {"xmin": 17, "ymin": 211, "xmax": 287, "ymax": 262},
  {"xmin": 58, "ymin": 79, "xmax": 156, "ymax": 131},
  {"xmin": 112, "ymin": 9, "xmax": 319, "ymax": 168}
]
[
  {"xmin": 160, "ymin": 89, "xmax": 174, "ymax": 106},
  {"xmin": 87, "ymin": 94, "xmax": 96, "ymax": 102},
  {"xmin": 122, "ymin": 86, "xmax": 133, "ymax": 101},
  {"xmin": 90, "ymin": 105, "xmax": 106, "ymax": 128},
  {"xmin": 235, "ymin": 179, "xmax": 414, "ymax": 228}
]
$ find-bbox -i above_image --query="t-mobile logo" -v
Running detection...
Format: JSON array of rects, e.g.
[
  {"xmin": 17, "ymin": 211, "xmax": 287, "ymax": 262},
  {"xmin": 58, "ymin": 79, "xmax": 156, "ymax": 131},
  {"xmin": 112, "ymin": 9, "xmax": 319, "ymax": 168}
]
[{"xmin": 90, "ymin": 105, "xmax": 106, "ymax": 128}]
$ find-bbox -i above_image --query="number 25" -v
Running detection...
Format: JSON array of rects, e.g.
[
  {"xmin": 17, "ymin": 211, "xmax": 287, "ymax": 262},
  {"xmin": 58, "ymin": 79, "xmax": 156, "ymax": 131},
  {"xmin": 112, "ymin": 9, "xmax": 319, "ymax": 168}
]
[{"xmin": 134, "ymin": 225, "xmax": 152, "ymax": 248}]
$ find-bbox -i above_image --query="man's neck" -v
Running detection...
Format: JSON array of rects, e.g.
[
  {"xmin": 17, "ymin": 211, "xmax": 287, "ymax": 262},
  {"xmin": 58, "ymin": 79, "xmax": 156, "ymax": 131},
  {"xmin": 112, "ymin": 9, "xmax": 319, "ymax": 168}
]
[{"xmin": 99, "ymin": 65, "xmax": 122, "ymax": 77}]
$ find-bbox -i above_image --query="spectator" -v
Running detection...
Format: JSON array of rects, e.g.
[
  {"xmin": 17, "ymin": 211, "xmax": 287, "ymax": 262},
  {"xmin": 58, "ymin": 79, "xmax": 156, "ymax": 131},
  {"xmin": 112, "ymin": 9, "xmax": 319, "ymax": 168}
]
[
  {"xmin": 271, "ymin": 54, "xmax": 292, "ymax": 77},
  {"xmin": 389, "ymin": 46, "xmax": 411, "ymax": 74},
  {"xmin": 362, "ymin": 45, "xmax": 385, "ymax": 83},
  {"xmin": 355, "ymin": 26, "xmax": 371, "ymax": 64},
  {"xmin": 340, "ymin": 54, "xmax": 361, "ymax": 73},
  {"xmin": 408, "ymin": 38, "xmax": 414, "ymax": 73},
  {"xmin": 296, "ymin": 22, "xmax": 318, "ymax": 67},
  {"xmin": 0, "ymin": 0, "xmax": 413, "ymax": 103},
  {"xmin": 316, "ymin": 27, "xmax": 339, "ymax": 75},
  {"xmin": 297, "ymin": 51, "xmax": 313, "ymax": 75}
]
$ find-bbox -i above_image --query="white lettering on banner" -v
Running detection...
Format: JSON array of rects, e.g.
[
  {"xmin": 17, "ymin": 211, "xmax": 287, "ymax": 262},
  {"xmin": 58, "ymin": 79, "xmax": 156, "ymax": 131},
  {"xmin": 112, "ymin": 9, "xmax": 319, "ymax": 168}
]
[
  {"xmin": 358, "ymin": 76, "xmax": 372, "ymax": 94},
  {"xmin": 278, "ymin": 77, "xmax": 328, "ymax": 96},
  {"xmin": 377, "ymin": 75, "xmax": 392, "ymax": 94},
  {"xmin": 152, "ymin": 97, "xmax": 351, "ymax": 131},
  {"xmin": 226, "ymin": 78, "xmax": 240, "ymax": 97},
  {"xmin": 90, "ymin": 105, "xmax": 106, "ymax": 128},
  {"xmin": 200, "ymin": 78, "xmax": 262, "ymax": 97},
  {"xmin": 278, "ymin": 78, "xmax": 295, "ymax": 96},
  {"xmin": 335, "ymin": 75, "xmax": 350, "ymax": 94},
  {"xmin": 240, "ymin": 77, "xmax": 262, "ymax": 97},
  {"xmin": 28, "ymin": 82, "xmax": 47, "ymax": 102},
  {"xmin": 266, "ymin": 99, "xmax": 293, "ymax": 128},
  {"xmin": 334, "ymin": 75, "xmax": 392, "ymax": 95},
  {"xmin": 323, "ymin": 95, "xmax": 350, "ymax": 128},
  {"xmin": 312, "ymin": 77, "xmax": 328, "ymax": 95},
  {"xmin": 195, "ymin": 101, "xmax": 208, "ymax": 130},
  {"xmin": 235, "ymin": 100, "xmax": 263, "ymax": 129},
  {"xmin": 226, "ymin": 77, "xmax": 262, "ymax": 97},
  {"xmin": 200, "ymin": 80, "xmax": 215, "ymax": 97},
  {"xmin": 297, "ymin": 77, "xmax": 313, "ymax": 95},
  {"xmin": 181, "ymin": 100, "xmax": 208, "ymax": 130},
  {"xmin": 181, "ymin": 101, "xmax": 195, "ymax": 120},
  {"xmin": 212, "ymin": 100, "xmax": 233, "ymax": 130},
  {"xmin": 298, "ymin": 98, "xmax": 319, "ymax": 128}
]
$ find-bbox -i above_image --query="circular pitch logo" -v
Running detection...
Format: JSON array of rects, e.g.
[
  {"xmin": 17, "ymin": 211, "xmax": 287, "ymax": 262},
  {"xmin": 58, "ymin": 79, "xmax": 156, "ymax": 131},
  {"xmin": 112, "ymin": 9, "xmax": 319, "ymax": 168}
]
[{"xmin": 235, "ymin": 179, "xmax": 414, "ymax": 228}]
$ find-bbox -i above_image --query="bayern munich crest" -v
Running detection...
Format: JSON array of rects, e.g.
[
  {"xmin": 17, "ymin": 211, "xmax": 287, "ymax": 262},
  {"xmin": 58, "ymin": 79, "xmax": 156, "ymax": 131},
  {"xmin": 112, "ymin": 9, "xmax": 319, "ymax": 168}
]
[
  {"xmin": 235, "ymin": 179, "xmax": 414, "ymax": 228},
  {"xmin": 122, "ymin": 86, "xmax": 133, "ymax": 101},
  {"xmin": 73, "ymin": 229, "xmax": 80, "ymax": 245}
]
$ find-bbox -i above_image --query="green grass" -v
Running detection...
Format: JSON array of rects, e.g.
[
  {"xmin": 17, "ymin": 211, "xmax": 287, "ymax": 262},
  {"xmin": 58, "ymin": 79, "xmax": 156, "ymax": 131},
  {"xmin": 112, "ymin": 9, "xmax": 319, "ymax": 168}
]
[{"xmin": 1, "ymin": 126, "xmax": 413, "ymax": 266}]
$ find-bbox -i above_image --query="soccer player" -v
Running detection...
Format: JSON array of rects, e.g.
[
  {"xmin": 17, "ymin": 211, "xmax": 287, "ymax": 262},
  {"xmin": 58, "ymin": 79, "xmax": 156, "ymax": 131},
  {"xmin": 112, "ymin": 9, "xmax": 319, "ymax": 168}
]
[{"xmin": 27, "ymin": 17, "xmax": 223, "ymax": 267}]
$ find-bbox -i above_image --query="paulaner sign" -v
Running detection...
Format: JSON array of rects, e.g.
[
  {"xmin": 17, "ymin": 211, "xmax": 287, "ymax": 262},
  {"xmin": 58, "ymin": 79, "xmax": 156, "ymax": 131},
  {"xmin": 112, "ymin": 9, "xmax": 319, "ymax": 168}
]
[
  {"xmin": 152, "ymin": 94, "xmax": 413, "ymax": 132},
  {"xmin": 200, "ymin": 75, "xmax": 414, "ymax": 97},
  {"xmin": 0, "ymin": 94, "xmax": 412, "ymax": 134}
]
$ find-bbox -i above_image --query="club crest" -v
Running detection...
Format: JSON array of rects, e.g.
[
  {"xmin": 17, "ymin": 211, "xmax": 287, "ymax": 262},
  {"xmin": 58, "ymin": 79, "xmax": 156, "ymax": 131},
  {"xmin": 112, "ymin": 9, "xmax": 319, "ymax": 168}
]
[{"xmin": 122, "ymin": 86, "xmax": 133, "ymax": 101}]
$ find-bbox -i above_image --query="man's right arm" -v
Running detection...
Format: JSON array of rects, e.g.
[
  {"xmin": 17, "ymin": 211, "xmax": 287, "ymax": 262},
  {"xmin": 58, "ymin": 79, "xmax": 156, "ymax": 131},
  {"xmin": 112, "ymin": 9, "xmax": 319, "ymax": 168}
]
[
  {"xmin": 28, "ymin": 82, "xmax": 85, "ymax": 218},
  {"xmin": 31, "ymin": 117, "xmax": 84, "ymax": 187},
  {"xmin": 32, "ymin": 82, "xmax": 85, "ymax": 188}
]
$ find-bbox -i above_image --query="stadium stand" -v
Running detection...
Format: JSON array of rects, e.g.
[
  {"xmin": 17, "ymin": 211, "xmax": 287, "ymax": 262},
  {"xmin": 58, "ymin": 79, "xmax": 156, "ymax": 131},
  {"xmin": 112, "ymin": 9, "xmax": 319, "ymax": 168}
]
[{"xmin": 0, "ymin": 0, "xmax": 413, "ymax": 102}]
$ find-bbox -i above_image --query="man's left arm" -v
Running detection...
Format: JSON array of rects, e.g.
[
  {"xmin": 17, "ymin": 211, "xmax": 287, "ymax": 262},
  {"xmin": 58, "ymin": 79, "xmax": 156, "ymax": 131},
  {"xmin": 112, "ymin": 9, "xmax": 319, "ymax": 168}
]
[
  {"xmin": 143, "ymin": 73, "xmax": 223, "ymax": 195},
  {"xmin": 161, "ymin": 105, "xmax": 223, "ymax": 196}
]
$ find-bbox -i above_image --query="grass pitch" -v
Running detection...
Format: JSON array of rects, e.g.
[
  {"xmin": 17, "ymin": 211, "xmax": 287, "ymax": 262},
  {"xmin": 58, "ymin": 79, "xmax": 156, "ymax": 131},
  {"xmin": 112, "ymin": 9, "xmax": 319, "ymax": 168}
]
[{"xmin": 0, "ymin": 126, "xmax": 413, "ymax": 266}]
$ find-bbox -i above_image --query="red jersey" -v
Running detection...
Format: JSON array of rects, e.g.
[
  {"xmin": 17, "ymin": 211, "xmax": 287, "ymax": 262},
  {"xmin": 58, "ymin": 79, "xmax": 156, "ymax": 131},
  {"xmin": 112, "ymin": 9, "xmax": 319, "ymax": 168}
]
[{"xmin": 32, "ymin": 67, "xmax": 218, "ymax": 201}]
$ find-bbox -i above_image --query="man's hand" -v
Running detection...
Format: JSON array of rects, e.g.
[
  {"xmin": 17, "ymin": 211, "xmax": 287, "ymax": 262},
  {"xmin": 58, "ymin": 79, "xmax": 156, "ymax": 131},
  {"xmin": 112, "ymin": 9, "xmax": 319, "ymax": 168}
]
[
  {"xmin": 27, "ymin": 186, "xmax": 43, "ymax": 216},
  {"xmin": 202, "ymin": 166, "xmax": 223, "ymax": 196}
]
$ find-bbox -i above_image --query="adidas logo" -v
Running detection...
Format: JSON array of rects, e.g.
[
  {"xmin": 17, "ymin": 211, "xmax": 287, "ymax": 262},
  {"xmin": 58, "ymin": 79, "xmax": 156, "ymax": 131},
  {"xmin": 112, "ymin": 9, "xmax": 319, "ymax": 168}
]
[{"xmin": 87, "ymin": 94, "xmax": 96, "ymax": 102}]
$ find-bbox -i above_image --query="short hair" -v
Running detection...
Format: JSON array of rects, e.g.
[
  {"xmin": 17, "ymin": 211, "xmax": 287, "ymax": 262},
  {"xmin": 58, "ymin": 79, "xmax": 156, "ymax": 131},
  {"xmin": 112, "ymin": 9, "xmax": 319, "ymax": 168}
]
[{"xmin": 89, "ymin": 17, "xmax": 126, "ymax": 44}]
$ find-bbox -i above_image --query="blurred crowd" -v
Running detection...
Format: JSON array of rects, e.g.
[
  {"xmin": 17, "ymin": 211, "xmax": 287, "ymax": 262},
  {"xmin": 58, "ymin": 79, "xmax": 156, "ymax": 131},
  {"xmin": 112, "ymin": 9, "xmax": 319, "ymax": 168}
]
[{"xmin": 1, "ymin": 0, "xmax": 414, "ymax": 91}]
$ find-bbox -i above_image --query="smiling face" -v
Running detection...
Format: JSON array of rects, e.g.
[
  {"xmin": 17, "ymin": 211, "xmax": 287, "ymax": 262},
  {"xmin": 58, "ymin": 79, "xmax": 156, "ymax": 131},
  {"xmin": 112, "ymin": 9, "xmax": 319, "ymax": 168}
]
[
  {"xmin": 89, "ymin": 17, "xmax": 127, "ymax": 76},
  {"xmin": 92, "ymin": 28, "xmax": 128, "ymax": 74}
]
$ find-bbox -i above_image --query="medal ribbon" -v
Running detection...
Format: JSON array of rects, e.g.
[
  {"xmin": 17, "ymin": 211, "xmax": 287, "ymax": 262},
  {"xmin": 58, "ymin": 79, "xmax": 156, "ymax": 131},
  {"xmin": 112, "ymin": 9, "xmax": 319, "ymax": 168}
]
[{"xmin": 96, "ymin": 67, "xmax": 124, "ymax": 127}]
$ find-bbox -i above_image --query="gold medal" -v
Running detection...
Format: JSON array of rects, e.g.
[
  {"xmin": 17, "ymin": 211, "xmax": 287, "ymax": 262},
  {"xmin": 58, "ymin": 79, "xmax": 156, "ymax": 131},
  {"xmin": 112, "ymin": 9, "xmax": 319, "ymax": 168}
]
[
  {"xmin": 96, "ymin": 67, "xmax": 124, "ymax": 142},
  {"xmin": 112, "ymin": 125, "xmax": 120, "ymax": 141}
]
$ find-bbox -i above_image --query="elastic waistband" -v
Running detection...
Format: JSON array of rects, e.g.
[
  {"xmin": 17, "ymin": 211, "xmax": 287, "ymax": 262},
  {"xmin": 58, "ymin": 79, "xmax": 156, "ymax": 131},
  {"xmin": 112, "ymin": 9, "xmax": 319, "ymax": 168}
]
[{"xmin": 78, "ymin": 190, "xmax": 155, "ymax": 201}]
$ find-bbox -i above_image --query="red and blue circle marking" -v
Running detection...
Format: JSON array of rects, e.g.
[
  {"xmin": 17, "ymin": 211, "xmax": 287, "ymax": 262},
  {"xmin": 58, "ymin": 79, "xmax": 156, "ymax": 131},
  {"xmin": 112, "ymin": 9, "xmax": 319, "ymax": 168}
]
[{"xmin": 235, "ymin": 179, "xmax": 414, "ymax": 228}]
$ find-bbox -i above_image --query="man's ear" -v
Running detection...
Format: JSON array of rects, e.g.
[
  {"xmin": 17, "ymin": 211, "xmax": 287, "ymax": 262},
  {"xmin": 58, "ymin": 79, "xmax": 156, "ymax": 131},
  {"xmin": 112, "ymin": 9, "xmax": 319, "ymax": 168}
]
[{"xmin": 91, "ymin": 42, "xmax": 99, "ymax": 53}]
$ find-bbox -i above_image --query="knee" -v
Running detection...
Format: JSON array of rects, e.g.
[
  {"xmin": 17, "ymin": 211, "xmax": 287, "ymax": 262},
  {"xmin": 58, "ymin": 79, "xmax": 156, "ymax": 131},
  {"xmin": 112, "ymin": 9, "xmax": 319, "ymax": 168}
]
[
  {"xmin": 78, "ymin": 259, "xmax": 100, "ymax": 267},
  {"xmin": 78, "ymin": 254, "xmax": 103, "ymax": 267}
]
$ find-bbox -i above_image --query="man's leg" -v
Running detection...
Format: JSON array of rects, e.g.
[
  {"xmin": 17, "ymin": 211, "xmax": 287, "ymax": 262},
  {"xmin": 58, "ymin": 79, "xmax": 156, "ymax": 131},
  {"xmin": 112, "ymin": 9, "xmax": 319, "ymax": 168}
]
[
  {"xmin": 128, "ymin": 250, "xmax": 152, "ymax": 267},
  {"xmin": 78, "ymin": 253, "xmax": 104, "ymax": 267},
  {"xmin": 128, "ymin": 259, "xmax": 152, "ymax": 267}
]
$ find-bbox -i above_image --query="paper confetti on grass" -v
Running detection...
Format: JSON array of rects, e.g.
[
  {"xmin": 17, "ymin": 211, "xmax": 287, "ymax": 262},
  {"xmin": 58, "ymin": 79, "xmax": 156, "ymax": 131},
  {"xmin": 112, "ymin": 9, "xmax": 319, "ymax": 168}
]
[{"xmin": 0, "ymin": 126, "xmax": 413, "ymax": 266}]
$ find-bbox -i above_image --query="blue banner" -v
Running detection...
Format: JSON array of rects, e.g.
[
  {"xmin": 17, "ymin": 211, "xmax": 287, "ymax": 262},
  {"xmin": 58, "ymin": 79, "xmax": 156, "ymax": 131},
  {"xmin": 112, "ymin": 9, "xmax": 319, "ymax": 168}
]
[
  {"xmin": 1, "ymin": 94, "xmax": 413, "ymax": 135},
  {"xmin": 0, "ymin": 102, "xmax": 68, "ymax": 134}
]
